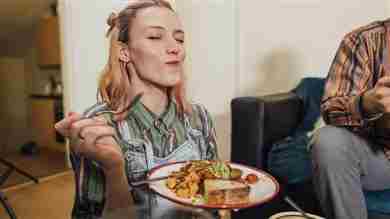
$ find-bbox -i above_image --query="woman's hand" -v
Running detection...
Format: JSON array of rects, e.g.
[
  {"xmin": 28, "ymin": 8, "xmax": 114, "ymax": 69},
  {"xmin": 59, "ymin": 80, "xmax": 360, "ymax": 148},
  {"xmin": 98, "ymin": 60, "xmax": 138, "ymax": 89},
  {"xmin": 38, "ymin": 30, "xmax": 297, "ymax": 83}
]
[{"xmin": 55, "ymin": 112, "xmax": 124, "ymax": 171}]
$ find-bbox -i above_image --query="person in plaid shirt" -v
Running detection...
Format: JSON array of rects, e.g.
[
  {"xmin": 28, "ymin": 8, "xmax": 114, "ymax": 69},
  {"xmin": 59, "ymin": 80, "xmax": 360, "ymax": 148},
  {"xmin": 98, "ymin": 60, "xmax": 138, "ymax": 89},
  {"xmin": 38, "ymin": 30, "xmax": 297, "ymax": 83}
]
[
  {"xmin": 311, "ymin": 19, "xmax": 390, "ymax": 219},
  {"xmin": 55, "ymin": 1, "xmax": 219, "ymax": 218}
]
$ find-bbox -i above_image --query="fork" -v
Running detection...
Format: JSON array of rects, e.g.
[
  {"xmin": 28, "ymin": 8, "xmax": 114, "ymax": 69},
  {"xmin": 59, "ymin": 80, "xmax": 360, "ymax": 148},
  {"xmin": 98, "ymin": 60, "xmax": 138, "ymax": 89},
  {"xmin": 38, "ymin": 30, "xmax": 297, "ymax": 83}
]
[
  {"xmin": 130, "ymin": 176, "xmax": 170, "ymax": 187},
  {"xmin": 77, "ymin": 109, "xmax": 116, "ymax": 122},
  {"xmin": 81, "ymin": 93, "xmax": 143, "ymax": 121},
  {"xmin": 283, "ymin": 196, "xmax": 317, "ymax": 219}
]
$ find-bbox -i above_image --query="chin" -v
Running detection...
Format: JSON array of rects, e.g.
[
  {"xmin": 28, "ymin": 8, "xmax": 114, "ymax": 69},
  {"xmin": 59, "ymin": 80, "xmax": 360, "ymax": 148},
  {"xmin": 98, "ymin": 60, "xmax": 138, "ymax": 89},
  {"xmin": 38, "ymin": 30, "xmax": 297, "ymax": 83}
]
[
  {"xmin": 162, "ymin": 71, "xmax": 182, "ymax": 85},
  {"xmin": 162, "ymin": 78, "xmax": 181, "ymax": 87}
]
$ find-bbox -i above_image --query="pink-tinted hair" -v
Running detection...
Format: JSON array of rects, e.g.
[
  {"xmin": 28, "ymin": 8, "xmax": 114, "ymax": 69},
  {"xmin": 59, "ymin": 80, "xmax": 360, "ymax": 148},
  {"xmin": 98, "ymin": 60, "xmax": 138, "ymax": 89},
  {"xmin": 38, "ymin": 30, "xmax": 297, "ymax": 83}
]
[{"xmin": 98, "ymin": 0, "xmax": 191, "ymax": 120}]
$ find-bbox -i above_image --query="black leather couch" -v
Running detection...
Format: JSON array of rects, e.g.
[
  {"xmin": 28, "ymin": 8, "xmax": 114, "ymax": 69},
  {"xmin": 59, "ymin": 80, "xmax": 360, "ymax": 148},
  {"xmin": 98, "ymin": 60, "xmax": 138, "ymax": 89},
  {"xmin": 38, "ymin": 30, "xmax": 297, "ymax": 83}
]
[
  {"xmin": 230, "ymin": 92, "xmax": 322, "ymax": 219},
  {"xmin": 230, "ymin": 88, "xmax": 390, "ymax": 219}
]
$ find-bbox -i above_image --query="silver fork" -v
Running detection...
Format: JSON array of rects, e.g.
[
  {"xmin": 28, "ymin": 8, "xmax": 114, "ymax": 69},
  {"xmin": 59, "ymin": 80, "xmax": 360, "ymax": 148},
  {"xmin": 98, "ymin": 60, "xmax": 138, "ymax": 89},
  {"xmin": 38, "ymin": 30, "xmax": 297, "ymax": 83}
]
[
  {"xmin": 80, "ymin": 109, "xmax": 116, "ymax": 121},
  {"xmin": 283, "ymin": 196, "xmax": 318, "ymax": 219},
  {"xmin": 82, "ymin": 93, "xmax": 143, "ymax": 121}
]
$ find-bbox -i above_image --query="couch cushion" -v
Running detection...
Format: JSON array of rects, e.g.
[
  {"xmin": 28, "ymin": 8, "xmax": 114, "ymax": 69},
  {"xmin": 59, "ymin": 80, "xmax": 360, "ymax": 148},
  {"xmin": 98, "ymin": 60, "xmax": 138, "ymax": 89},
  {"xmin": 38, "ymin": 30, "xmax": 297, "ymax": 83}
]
[
  {"xmin": 365, "ymin": 189, "xmax": 390, "ymax": 214},
  {"xmin": 267, "ymin": 77, "xmax": 324, "ymax": 184},
  {"xmin": 292, "ymin": 77, "xmax": 325, "ymax": 135},
  {"xmin": 267, "ymin": 133, "xmax": 312, "ymax": 184}
]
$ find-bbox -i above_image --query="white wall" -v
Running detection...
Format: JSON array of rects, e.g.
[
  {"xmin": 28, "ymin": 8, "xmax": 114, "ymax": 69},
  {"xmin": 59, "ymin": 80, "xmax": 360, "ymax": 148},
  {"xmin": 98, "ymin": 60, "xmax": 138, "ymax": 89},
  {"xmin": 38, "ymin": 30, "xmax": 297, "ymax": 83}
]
[
  {"xmin": 59, "ymin": 0, "xmax": 235, "ymax": 161},
  {"xmin": 176, "ymin": 0, "xmax": 236, "ymax": 161},
  {"xmin": 238, "ymin": 0, "xmax": 388, "ymax": 96},
  {"xmin": 58, "ymin": 0, "xmax": 114, "ymax": 114},
  {"xmin": 59, "ymin": 0, "xmax": 388, "ymax": 162},
  {"xmin": 388, "ymin": 1, "xmax": 390, "ymax": 17},
  {"xmin": 58, "ymin": 0, "xmax": 120, "ymax": 163},
  {"xmin": 58, "ymin": 0, "xmax": 176, "ymax": 113}
]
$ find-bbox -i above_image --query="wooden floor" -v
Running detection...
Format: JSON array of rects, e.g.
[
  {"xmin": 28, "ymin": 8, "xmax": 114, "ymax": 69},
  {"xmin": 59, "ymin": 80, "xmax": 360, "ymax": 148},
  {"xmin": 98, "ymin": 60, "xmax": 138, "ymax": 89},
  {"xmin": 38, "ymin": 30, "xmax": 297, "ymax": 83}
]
[
  {"xmin": 0, "ymin": 171, "xmax": 75, "ymax": 219},
  {"xmin": 0, "ymin": 171, "xmax": 232, "ymax": 219},
  {"xmin": 0, "ymin": 148, "xmax": 70, "ymax": 189}
]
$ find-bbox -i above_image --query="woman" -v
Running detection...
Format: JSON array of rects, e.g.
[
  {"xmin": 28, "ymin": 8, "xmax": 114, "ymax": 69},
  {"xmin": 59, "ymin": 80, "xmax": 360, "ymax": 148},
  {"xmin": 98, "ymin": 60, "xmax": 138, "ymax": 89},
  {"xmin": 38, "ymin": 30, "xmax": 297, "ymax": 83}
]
[{"xmin": 55, "ymin": 1, "xmax": 219, "ymax": 218}]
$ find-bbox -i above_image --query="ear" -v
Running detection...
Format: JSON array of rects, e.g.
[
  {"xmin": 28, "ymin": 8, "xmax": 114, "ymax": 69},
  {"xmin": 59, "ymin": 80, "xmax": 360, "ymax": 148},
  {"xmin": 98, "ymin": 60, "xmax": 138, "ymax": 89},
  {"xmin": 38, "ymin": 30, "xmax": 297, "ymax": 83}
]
[{"xmin": 118, "ymin": 43, "xmax": 131, "ymax": 63}]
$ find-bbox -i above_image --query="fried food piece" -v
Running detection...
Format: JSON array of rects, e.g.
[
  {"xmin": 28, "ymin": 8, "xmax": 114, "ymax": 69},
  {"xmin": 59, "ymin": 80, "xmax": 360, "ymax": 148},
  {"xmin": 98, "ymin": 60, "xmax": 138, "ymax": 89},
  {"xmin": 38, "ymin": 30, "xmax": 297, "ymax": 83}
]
[
  {"xmin": 176, "ymin": 187, "xmax": 191, "ymax": 198},
  {"xmin": 230, "ymin": 168, "xmax": 243, "ymax": 180},
  {"xmin": 166, "ymin": 177, "xmax": 177, "ymax": 189},
  {"xmin": 185, "ymin": 171, "xmax": 200, "ymax": 183},
  {"xmin": 245, "ymin": 173, "xmax": 259, "ymax": 184},
  {"xmin": 166, "ymin": 161, "xmax": 249, "ymax": 201},
  {"xmin": 204, "ymin": 179, "xmax": 250, "ymax": 205},
  {"xmin": 189, "ymin": 182, "xmax": 199, "ymax": 197}
]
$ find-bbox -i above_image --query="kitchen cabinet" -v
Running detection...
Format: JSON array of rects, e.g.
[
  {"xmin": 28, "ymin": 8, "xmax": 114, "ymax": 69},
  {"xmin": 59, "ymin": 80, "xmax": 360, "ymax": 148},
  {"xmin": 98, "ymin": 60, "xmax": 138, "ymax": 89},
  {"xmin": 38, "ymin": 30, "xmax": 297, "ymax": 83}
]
[
  {"xmin": 36, "ymin": 16, "xmax": 61, "ymax": 67},
  {"xmin": 31, "ymin": 96, "xmax": 65, "ymax": 152}
]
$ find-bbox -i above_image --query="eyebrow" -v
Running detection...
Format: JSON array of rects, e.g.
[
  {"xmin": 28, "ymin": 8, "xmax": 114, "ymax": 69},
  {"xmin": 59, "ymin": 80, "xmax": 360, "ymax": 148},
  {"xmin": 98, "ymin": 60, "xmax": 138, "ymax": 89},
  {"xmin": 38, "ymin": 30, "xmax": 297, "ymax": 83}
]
[{"xmin": 147, "ymin": 25, "xmax": 184, "ymax": 35}]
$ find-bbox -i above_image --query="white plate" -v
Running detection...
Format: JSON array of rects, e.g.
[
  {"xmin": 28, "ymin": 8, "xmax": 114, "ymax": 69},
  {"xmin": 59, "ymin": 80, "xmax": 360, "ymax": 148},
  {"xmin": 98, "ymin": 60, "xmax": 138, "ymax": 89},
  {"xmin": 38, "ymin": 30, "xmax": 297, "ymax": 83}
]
[
  {"xmin": 147, "ymin": 161, "xmax": 280, "ymax": 209},
  {"xmin": 269, "ymin": 211, "xmax": 324, "ymax": 219}
]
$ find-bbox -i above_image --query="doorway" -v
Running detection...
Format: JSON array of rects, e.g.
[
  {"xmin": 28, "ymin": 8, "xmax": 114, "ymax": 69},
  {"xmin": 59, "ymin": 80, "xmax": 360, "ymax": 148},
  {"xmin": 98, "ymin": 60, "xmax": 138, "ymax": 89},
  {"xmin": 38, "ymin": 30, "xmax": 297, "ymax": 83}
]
[{"xmin": 0, "ymin": 0, "xmax": 70, "ymax": 189}]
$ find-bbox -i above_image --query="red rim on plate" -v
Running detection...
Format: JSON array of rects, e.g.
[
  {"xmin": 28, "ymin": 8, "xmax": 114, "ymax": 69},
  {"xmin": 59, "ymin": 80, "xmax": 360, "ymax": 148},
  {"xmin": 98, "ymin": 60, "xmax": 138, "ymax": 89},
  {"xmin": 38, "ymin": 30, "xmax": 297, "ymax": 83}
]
[{"xmin": 147, "ymin": 161, "xmax": 280, "ymax": 210}]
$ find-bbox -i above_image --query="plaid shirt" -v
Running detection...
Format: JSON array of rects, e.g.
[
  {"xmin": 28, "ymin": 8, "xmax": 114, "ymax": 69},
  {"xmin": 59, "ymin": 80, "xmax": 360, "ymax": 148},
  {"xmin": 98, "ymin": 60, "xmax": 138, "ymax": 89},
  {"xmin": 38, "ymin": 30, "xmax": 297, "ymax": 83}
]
[
  {"xmin": 70, "ymin": 99, "xmax": 218, "ymax": 219},
  {"xmin": 321, "ymin": 18, "xmax": 390, "ymax": 136}
]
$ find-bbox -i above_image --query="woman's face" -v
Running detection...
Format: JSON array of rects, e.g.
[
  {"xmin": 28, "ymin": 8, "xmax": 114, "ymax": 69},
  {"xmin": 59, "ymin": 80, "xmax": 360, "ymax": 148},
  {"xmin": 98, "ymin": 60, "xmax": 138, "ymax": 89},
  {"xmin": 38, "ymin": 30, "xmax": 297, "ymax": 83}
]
[{"xmin": 127, "ymin": 6, "xmax": 185, "ymax": 88}]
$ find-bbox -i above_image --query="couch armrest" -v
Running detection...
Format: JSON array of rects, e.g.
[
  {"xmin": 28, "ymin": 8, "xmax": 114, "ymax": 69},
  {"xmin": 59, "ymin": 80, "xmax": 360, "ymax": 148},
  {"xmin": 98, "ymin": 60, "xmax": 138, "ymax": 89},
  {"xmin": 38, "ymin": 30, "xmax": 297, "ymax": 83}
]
[{"xmin": 231, "ymin": 92, "xmax": 303, "ymax": 169}]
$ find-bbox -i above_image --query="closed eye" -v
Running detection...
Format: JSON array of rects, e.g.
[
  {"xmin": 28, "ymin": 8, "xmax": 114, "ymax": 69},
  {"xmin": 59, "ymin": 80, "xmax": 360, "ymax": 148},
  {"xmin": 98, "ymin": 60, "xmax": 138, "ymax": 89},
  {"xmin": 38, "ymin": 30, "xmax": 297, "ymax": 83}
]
[{"xmin": 148, "ymin": 36, "xmax": 161, "ymax": 40}]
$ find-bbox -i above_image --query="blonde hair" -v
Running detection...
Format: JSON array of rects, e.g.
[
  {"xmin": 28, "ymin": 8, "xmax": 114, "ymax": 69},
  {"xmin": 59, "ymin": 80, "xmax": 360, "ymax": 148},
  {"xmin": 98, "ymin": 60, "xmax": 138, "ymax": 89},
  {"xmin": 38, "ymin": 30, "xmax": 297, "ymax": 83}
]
[{"xmin": 98, "ymin": 0, "xmax": 191, "ymax": 120}]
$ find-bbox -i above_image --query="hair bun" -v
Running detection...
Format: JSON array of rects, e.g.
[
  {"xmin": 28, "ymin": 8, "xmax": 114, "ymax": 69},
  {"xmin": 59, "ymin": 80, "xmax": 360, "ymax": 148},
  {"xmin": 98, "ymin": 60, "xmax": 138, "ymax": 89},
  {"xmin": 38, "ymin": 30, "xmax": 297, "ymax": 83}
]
[
  {"xmin": 106, "ymin": 12, "xmax": 119, "ymax": 37},
  {"xmin": 107, "ymin": 12, "xmax": 118, "ymax": 27}
]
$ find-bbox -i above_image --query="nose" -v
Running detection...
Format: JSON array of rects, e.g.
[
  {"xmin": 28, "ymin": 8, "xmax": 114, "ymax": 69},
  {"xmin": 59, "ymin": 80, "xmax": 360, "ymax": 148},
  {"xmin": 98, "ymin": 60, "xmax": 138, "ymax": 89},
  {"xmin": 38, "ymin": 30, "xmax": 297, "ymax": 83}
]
[
  {"xmin": 167, "ymin": 46, "xmax": 180, "ymax": 55},
  {"xmin": 166, "ymin": 37, "xmax": 181, "ymax": 55}
]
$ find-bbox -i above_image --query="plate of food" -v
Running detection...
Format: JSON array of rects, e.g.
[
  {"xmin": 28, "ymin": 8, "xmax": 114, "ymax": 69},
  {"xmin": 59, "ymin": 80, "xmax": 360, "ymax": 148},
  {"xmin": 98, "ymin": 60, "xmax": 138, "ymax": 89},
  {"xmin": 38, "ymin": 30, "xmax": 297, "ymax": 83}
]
[{"xmin": 147, "ymin": 160, "xmax": 280, "ymax": 209}]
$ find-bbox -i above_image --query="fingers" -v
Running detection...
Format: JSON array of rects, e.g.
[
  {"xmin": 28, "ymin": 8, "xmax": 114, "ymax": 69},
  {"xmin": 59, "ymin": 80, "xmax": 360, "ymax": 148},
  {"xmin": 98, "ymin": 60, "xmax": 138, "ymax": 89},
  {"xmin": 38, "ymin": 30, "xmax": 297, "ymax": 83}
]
[
  {"xmin": 96, "ymin": 134, "xmax": 118, "ymax": 146},
  {"xmin": 69, "ymin": 117, "xmax": 107, "ymax": 141},
  {"xmin": 377, "ymin": 76, "xmax": 390, "ymax": 88},
  {"xmin": 218, "ymin": 210, "xmax": 229, "ymax": 218},
  {"xmin": 384, "ymin": 147, "xmax": 390, "ymax": 159},
  {"xmin": 70, "ymin": 121, "xmax": 117, "ymax": 159},
  {"xmin": 375, "ymin": 87, "xmax": 390, "ymax": 99},
  {"xmin": 80, "ymin": 125, "xmax": 116, "ymax": 149},
  {"xmin": 72, "ymin": 135, "xmax": 122, "ymax": 167},
  {"xmin": 54, "ymin": 112, "xmax": 82, "ymax": 137},
  {"xmin": 382, "ymin": 97, "xmax": 390, "ymax": 112},
  {"xmin": 373, "ymin": 88, "xmax": 390, "ymax": 112}
]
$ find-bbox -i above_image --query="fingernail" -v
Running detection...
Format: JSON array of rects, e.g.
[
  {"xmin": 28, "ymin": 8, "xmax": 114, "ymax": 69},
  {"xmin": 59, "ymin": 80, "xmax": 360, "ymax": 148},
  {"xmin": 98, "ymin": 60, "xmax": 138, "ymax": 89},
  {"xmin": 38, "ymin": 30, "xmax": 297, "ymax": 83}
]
[
  {"xmin": 70, "ymin": 122, "xmax": 76, "ymax": 129},
  {"xmin": 69, "ymin": 118, "xmax": 78, "ymax": 127}
]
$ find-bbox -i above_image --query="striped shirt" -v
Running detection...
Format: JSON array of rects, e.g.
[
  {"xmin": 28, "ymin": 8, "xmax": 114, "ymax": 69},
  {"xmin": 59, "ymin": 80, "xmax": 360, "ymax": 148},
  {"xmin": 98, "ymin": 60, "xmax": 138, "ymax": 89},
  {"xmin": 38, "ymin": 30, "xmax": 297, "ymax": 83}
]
[
  {"xmin": 70, "ymin": 98, "xmax": 218, "ymax": 219},
  {"xmin": 321, "ymin": 18, "xmax": 390, "ymax": 136}
]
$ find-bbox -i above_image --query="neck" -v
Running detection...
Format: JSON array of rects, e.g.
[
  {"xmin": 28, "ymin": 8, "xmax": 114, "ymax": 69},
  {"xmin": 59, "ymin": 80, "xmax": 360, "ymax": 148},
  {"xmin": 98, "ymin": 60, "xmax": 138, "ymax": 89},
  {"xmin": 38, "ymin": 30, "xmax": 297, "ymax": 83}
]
[
  {"xmin": 140, "ymin": 85, "xmax": 169, "ymax": 117},
  {"xmin": 127, "ymin": 63, "xmax": 170, "ymax": 116}
]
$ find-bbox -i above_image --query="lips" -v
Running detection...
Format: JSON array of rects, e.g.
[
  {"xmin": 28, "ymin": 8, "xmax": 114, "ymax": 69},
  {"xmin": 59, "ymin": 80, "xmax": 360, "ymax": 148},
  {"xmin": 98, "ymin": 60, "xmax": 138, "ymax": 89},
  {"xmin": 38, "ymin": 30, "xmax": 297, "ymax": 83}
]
[{"xmin": 166, "ymin": 60, "xmax": 180, "ymax": 65}]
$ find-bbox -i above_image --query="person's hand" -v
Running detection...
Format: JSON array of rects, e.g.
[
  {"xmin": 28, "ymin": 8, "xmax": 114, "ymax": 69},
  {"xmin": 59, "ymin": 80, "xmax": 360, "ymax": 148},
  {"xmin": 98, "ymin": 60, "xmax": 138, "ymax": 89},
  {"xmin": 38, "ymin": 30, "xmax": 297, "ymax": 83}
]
[
  {"xmin": 218, "ymin": 210, "xmax": 230, "ymax": 219},
  {"xmin": 364, "ymin": 77, "xmax": 390, "ymax": 149},
  {"xmin": 55, "ymin": 112, "xmax": 83, "ymax": 137},
  {"xmin": 55, "ymin": 112, "xmax": 124, "ymax": 171},
  {"xmin": 362, "ymin": 76, "xmax": 390, "ymax": 115},
  {"xmin": 384, "ymin": 147, "xmax": 390, "ymax": 160}
]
